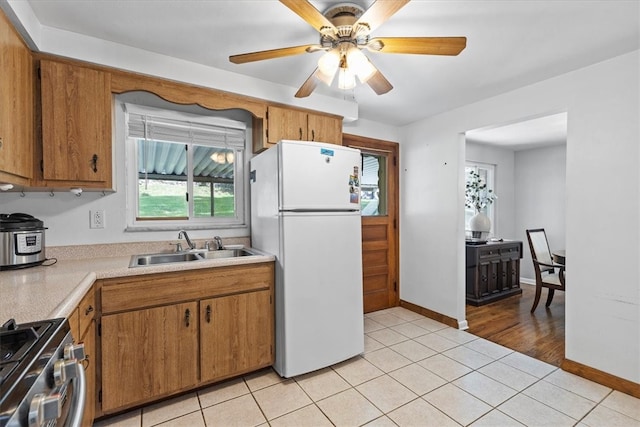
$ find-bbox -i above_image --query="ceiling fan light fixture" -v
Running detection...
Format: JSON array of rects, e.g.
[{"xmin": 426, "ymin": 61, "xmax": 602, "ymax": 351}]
[
  {"xmin": 347, "ymin": 47, "xmax": 376, "ymax": 83},
  {"xmin": 338, "ymin": 64, "xmax": 356, "ymax": 90},
  {"xmin": 317, "ymin": 49, "xmax": 340, "ymax": 85}
]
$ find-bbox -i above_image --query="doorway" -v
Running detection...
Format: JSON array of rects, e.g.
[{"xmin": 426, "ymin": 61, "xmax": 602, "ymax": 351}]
[
  {"xmin": 344, "ymin": 134, "xmax": 399, "ymax": 313},
  {"xmin": 463, "ymin": 112, "xmax": 567, "ymax": 366}
]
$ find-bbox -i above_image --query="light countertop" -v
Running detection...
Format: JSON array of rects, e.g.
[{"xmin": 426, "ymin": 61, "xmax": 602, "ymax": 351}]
[{"xmin": 0, "ymin": 247, "xmax": 274, "ymax": 324}]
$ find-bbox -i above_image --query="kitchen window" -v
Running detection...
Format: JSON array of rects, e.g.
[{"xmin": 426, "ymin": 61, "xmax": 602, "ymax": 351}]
[{"xmin": 124, "ymin": 103, "xmax": 246, "ymax": 230}]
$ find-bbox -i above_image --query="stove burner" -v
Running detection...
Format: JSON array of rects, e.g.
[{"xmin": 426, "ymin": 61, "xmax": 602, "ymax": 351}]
[{"xmin": 0, "ymin": 320, "xmax": 51, "ymax": 387}]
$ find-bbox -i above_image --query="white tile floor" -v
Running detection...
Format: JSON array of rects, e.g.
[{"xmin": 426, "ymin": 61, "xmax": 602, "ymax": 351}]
[{"xmin": 94, "ymin": 307, "xmax": 640, "ymax": 427}]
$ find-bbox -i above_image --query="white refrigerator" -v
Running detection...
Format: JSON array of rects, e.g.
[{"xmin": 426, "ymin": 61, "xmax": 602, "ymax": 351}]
[{"xmin": 250, "ymin": 140, "xmax": 364, "ymax": 378}]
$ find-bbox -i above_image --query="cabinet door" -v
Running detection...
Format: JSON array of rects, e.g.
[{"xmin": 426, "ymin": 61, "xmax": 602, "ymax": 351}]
[
  {"xmin": 80, "ymin": 320, "xmax": 96, "ymax": 427},
  {"xmin": 200, "ymin": 290, "xmax": 273, "ymax": 383},
  {"xmin": 307, "ymin": 113, "xmax": 342, "ymax": 145},
  {"xmin": 0, "ymin": 12, "xmax": 33, "ymax": 182},
  {"xmin": 267, "ymin": 106, "xmax": 307, "ymax": 143},
  {"xmin": 101, "ymin": 302, "xmax": 198, "ymax": 412},
  {"xmin": 40, "ymin": 60, "xmax": 112, "ymax": 185}
]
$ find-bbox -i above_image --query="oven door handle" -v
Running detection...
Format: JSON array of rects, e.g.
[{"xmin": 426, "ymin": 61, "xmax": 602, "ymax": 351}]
[{"xmin": 66, "ymin": 360, "xmax": 86, "ymax": 427}]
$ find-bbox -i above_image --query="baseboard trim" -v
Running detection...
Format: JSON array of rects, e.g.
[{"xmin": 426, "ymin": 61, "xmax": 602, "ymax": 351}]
[
  {"xmin": 519, "ymin": 277, "xmax": 536, "ymax": 286},
  {"xmin": 399, "ymin": 300, "xmax": 459, "ymax": 329},
  {"xmin": 561, "ymin": 358, "xmax": 640, "ymax": 398}
]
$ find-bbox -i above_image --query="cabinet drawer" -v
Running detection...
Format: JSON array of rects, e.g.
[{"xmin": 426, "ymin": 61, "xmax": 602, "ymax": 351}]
[
  {"xmin": 478, "ymin": 248, "xmax": 501, "ymax": 260},
  {"xmin": 500, "ymin": 245, "xmax": 521, "ymax": 259},
  {"xmin": 101, "ymin": 262, "xmax": 274, "ymax": 314},
  {"xmin": 78, "ymin": 287, "xmax": 96, "ymax": 337}
]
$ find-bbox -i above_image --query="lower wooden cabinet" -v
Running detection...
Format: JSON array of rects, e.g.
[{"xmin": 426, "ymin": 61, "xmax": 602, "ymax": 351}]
[
  {"xmin": 98, "ymin": 262, "xmax": 274, "ymax": 414},
  {"xmin": 67, "ymin": 286, "xmax": 97, "ymax": 427},
  {"xmin": 101, "ymin": 302, "xmax": 199, "ymax": 412},
  {"xmin": 466, "ymin": 241, "xmax": 523, "ymax": 306},
  {"xmin": 200, "ymin": 290, "xmax": 272, "ymax": 383},
  {"xmin": 80, "ymin": 320, "xmax": 96, "ymax": 427}
]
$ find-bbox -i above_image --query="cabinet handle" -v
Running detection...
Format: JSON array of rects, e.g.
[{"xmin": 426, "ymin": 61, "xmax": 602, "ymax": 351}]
[
  {"xmin": 311, "ymin": 129, "xmax": 315, "ymax": 141},
  {"xmin": 85, "ymin": 305, "xmax": 94, "ymax": 316},
  {"xmin": 0, "ymin": 137, "xmax": 3, "ymax": 149},
  {"xmin": 185, "ymin": 308, "xmax": 191, "ymax": 327},
  {"xmin": 299, "ymin": 127, "xmax": 303, "ymax": 140},
  {"xmin": 91, "ymin": 154, "xmax": 98, "ymax": 173},
  {"xmin": 206, "ymin": 305, "xmax": 212, "ymax": 323}
]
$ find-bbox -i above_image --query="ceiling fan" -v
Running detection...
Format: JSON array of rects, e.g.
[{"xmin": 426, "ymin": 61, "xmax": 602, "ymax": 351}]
[{"xmin": 229, "ymin": 0, "xmax": 467, "ymax": 98}]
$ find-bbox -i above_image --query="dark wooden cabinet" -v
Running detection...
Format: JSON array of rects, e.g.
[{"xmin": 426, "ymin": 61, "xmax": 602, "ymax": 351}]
[{"xmin": 466, "ymin": 241, "xmax": 522, "ymax": 306}]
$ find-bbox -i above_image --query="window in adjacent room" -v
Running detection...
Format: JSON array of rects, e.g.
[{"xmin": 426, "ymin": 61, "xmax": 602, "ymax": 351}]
[
  {"xmin": 124, "ymin": 103, "xmax": 246, "ymax": 229},
  {"xmin": 465, "ymin": 162, "xmax": 496, "ymax": 233}
]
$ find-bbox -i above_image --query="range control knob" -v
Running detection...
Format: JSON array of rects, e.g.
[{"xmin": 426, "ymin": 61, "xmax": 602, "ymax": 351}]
[
  {"xmin": 28, "ymin": 393, "xmax": 61, "ymax": 427},
  {"xmin": 53, "ymin": 359, "xmax": 78, "ymax": 386},
  {"xmin": 64, "ymin": 342, "xmax": 86, "ymax": 361}
]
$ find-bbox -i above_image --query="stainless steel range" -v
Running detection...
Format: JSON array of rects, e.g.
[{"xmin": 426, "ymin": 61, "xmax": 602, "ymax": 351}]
[{"xmin": 0, "ymin": 318, "xmax": 86, "ymax": 427}]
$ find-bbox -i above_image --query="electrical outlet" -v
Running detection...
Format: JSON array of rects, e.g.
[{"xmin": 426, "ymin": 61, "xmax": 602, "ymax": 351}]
[{"xmin": 90, "ymin": 210, "xmax": 105, "ymax": 229}]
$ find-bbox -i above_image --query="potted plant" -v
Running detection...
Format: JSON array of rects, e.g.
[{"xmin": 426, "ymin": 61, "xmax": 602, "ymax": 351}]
[{"xmin": 465, "ymin": 170, "xmax": 497, "ymax": 238}]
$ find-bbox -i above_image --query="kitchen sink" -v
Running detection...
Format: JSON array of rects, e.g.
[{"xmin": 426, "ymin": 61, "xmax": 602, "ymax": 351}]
[
  {"xmin": 198, "ymin": 249, "xmax": 253, "ymax": 259},
  {"xmin": 129, "ymin": 248, "xmax": 257, "ymax": 267}
]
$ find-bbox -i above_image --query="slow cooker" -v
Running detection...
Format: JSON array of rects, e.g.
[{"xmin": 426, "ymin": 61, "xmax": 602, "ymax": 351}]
[{"xmin": 0, "ymin": 213, "xmax": 47, "ymax": 270}]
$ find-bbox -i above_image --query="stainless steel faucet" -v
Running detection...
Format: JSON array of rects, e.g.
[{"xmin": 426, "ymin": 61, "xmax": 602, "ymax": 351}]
[
  {"xmin": 178, "ymin": 230, "xmax": 195, "ymax": 250},
  {"xmin": 213, "ymin": 236, "xmax": 223, "ymax": 250}
]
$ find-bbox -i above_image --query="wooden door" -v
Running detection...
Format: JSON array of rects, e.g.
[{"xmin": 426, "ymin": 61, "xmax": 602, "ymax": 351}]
[
  {"xmin": 267, "ymin": 105, "xmax": 307, "ymax": 143},
  {"xmin": 307, "ymin": 113, "xmax": 342, "ymax": 145},
  {"xmin": 40, "ymin": 59, "xmax": 112, "ymax": 184},
  {"xmin": 344, "ymin": 134, "xmax": 399, "ymax": 313},
  {"xmin": 101, "ymin": 302, "xmax": 199, "ymax": 412},
  {"xmin": 0, "ymin": 11, "xmax": 33, "ymax": 182},
  {"xmin": 200, "ymin": 290, "xmax": 273, "ymax": 383}
]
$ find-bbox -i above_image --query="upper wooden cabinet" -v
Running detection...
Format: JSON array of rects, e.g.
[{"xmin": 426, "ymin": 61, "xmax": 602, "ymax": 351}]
[
  {"xmin": 262, "ymin": 105, "xmax": 342, "ymax": 149},
  {"xmin": 39, "ymin": 59, "xmax": 112, "ymax": 189},
  {"xmin": 307, "ymin": 112, "xmax": 343, "ymax": 145},
  {"xmin": 0, "ymin": 11, "xmax": 34, "ymax": 185}
]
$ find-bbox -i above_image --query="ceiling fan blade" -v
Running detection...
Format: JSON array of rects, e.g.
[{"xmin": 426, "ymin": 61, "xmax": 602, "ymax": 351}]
[
  {"xmin": 280, "ymin": 0, "xmax": 337, "ymax": 37},
  {"xmin": 366, "ymin": 69, "xmax": 393, "ymax": 95},
  {"xmin": 368, "ymin": 37, "xmax": 467, "ymax": 56},
  {"xmin": 295, "ymin": 69, "xmax": 319, "ymax": 98},
  {"xmin": 229, "ymin": 45, "xmax": 316, "ymax": 64},
  {"xmin": 353, "ymin": 0, "xmax": 410, "ymax": 35}
]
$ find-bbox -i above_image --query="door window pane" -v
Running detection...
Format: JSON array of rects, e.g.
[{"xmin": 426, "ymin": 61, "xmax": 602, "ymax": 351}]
[{"xmin": 361, "ymin": 154, "xmax": 387, "ymax": 216}]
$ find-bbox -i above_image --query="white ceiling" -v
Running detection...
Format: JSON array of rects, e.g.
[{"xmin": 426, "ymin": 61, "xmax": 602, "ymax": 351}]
[
  {"xmin": 466, "ymin": 112, "xmax": 568, "ymax": 151},
  {"xmin": 14, "ymin": 0, "xmax": 640, "ymax": 143}
]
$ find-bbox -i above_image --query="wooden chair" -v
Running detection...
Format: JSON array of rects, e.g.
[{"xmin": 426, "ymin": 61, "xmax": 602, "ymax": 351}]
[{"xmin": 526, "ymin": 228, "xmax": 566, "ymax": 312}]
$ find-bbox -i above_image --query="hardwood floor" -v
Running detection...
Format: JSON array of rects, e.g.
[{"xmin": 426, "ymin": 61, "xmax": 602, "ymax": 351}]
[{"xmin": 466, "ymin": 284, "xmax": 565, "ymax": 367}]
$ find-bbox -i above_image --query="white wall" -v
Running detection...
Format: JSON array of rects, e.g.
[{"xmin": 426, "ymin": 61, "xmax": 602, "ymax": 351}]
[
  {"xmin": 400, "ymin": 50, "xmax": 639, "ymax": 383},
  {"xmin": 515, "ymin": 145, "xmax": 567, "ymax": 281},
  {"xmin": 343, "ymin": 118, "xmax": 402, "ymax": 143},
  {"xmin": 465, "ymin": 142, "xmax": 516, "ymax": 240}
]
